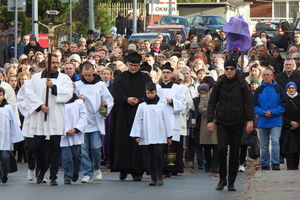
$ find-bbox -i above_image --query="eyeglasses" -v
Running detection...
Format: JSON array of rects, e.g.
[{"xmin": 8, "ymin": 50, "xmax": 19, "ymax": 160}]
[
  {"xmin": 128, "ymin": 63, "xmax": 140, "ymax": 68},
  {"xmin": 293, "ymin": 57, "xmax": 300, "ymax": 60},
  {"xmin": 288, "ymin": 87, "xmax": 295, "ymax": 90},
  {"xmin": 224, "ymin": 67, "xmax": 235, "ymax": 71}
]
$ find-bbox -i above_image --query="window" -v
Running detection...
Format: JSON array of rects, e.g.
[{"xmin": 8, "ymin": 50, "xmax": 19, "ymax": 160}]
[{"xmin": 274, "ymin": 2, "xmax": 286, "ymax": 18}]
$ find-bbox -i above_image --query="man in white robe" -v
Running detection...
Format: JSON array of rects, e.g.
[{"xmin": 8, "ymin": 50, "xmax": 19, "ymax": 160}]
[
  {"xmin": 17, "ymin": 54, "xmax": 73, "ymax": 185},
  {"xmin": 75, "ymin": 63, "xmax": 114, "ymax": 183},
  {"xmin": 156, "ymin": 62, "xmax": 186, "ymax": 175}
]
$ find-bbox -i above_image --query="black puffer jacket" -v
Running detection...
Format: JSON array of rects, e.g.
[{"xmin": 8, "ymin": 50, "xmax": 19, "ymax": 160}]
[{"xmin": 207, "ymin": 71, "xmax": 254, "ymax": 125}]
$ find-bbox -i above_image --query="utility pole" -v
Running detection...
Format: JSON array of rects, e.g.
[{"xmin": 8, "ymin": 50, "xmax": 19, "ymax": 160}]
[
  {"xmin": 88, "ymin": 0, "xmax": 94, "ymax": 30},
  {"xmin": 32, "ymin": 0, "xmax": 38, "ymax": 38},
  {"xmin": 169, "ymin": 0, "xmax": 172, "ymax": 16},
  {"xmin": 14, "ymin": 0, "xmax": 18, "ymax": 58},
  {"xmin": 133, "ymin": 0, "xmax": 137, "ymax": 34},
  {"xmin": 69, "ymin": 0, "xmax": 72, "ymax": 43}
]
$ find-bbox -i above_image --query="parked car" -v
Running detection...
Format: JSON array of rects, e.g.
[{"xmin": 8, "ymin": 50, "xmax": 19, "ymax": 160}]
[
  {"xmin": 187, "ymin": 15, "xmax": 226, "ymax": 37},
  {"xmin": 145, "ymin": 25, "xmax": 188, "ymax": 41},
  {"xmin": 158, "ymin": 15, "xmax": 190, "ymax": 33},
  {"xmin": 129, "ymin": 32, "xmax": 171, "ymax": 44},
  {"xmin": 293, "ymin": 17, "xmax": 300, "ymax": 32},
  {"xmin": 252, "ymin": 20, "xmax": 294, "ymax": 50}
]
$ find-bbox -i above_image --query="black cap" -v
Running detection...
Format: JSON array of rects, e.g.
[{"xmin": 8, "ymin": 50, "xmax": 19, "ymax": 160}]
[
  {"xmin": 30, "ymin": 35, "xmax": 37, "ymax": 42},
  {"xmin": 161, "ymin": 62, "xmax": 174, "ymax": 72},
  {"xmin": 224, "ymin": 59, "xmax": 237, "ymax": 69},
  {"xmin": 125, "ymin": 51, "xmax": 142, "ymax": 64},
  {"xmin": 140, "ymin": 62, "xmax": 151, "ymax": 73}
]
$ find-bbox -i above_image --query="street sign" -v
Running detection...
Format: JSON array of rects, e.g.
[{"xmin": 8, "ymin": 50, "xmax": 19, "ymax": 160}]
[
  {"xmin": 60, "ymin": 0, "xmax": 79, "ymax": 3},
  {"xmin": 7, "ymin": 0, "xmax": 26, "ymax": 12},
  {"xmin": 46, "ymin": 10, "xmax": 60, "ymax": 15},
  {"xmin": 149, "ymin": 4, "xmax": 176, "ymax": 15}
]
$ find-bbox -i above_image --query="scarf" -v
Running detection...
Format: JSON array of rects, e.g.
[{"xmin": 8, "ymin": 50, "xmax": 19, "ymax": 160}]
[{"xmin": 287, "ymin": 91, "xmax": 298, "ymax": 98}]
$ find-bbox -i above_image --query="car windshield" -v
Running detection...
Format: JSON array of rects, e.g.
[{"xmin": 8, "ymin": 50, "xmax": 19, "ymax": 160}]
[
  {"xmin": 200, "ymin": 16, "xmax": 226, "ymax": 25},
  {"xmin": 129, "ymin": 35, "xmax": 170, "ymax": 43},
  {"xmin": 257, "ymin": 23, "xmax": 279, "ymax": 31},
  {"xmin": 146, "ymin": 28, "xmax": 186, "ymax": 40},
  {"xmin": 160, "ymin": 16, "xmax": 189, "ymax": 27}
]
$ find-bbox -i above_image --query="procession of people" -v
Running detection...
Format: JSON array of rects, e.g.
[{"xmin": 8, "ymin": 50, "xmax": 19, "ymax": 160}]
[{"xmin": 1, "ymin": 19, "xmax": 300, "ymax": 192}]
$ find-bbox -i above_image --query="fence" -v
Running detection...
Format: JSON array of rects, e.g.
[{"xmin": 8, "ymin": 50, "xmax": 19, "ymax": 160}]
[{"xmin": 100, "ymin": 2, "xmax": 146, "ymax": 22}]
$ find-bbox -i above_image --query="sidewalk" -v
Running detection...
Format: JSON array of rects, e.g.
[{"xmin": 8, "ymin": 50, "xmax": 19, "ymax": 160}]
[{"xmin": 237, "ymin": 163, "xmax": 300, "ymax": 200}]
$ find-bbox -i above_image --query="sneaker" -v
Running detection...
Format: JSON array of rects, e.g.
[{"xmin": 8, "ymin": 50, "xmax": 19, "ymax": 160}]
[
  {"xmin": 27, "ymin": 169, "xmax": 35, "ymax": 181},
  {"xmin": 94, "ymin": 169, "xmax": 102, "ymax": 181},
  {"xmin": 238, "ymin": 165, "xmax": 245, "ymax": 172},
  {"xmin": 81, "ymin": 175, "xmax": 92, "ymax": 183}
]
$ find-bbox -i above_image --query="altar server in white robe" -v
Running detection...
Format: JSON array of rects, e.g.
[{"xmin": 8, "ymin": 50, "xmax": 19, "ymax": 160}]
[
  {"xmin": 0, "ymin": 87, "xmax": 24, "ymax": 184},
  {"xmin": 0, "ymin": 79, "xmax": 20, "ymax": 123},
  {"xmin": 130, "ymin": 82, "xmax": 173, "ymax": 186},
  {"xmin": 75, "ymin": 63, "xmax": 114, "ymax": 183},
  {"xmin": 60, "ymin": 85, "xmax": 87, "ymax": 185},
  {"xmin": 18, "ymin": 54, "xmax": 73, "ymax": 186},
  {"xmin": 156, "ymin": 62, "xmax": 187, "ymax": 175}
]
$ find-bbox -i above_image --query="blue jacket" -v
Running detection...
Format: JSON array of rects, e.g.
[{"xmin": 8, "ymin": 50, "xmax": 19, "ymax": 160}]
[{"xmin": 254, "ymin": 81, "xmax": 287, "ymax": 128}]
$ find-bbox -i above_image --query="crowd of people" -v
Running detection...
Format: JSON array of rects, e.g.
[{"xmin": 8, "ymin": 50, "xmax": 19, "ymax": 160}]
[{"xmin": 0, "ymin": 24, "xmax": 300, "ymax": 191}]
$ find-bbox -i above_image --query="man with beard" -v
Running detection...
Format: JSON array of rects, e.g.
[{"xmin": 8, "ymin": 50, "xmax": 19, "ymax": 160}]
[{"xmin": 110, "ymin": 52, "xmax": 152, "ymax": 181}]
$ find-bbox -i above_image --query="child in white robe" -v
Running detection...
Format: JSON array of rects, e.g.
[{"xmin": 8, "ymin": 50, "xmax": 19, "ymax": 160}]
[
  {"xmin": 130, "ymin": 82, "xmax": 173, "ymax": 186},
  {"xmin": 0, "ymin": 87, "xmax": 24, "ymax": 184},
  {"xmin": 60, "ymin": 86, "xmax": 87, "ymax": 185}
]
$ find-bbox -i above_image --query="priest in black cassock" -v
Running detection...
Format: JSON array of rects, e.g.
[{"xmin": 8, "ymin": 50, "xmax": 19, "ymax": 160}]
[{"xmin": 110, "ymin": 51, "xmax": 152, "ymax": 181}]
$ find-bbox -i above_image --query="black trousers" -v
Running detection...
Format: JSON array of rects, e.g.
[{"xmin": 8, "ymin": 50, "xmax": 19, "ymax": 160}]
[
  {"xmin": 148, "ymin": 144, "xmax": 165, "ymax": 176},
  {"xmin": 285, "ymin": 153, "xmax": 300, "ymax": 170},
  {"xmin": 203, "ymin": 144, "xmax": 218, "ymax": 168},
  {"xmin": 34, "ymin": 135, "xmax": 61, "ymax": 180},
  {"xmin": 25, "ymin": 138, "xmax": 36, "ymax": 170},
  {"xmin": 217, "ymin": 123, "xmax": 243, "ymax": 185},
  {"xmin": 240, "ymin": 145, "xmax": 248, "ymax": 165}
]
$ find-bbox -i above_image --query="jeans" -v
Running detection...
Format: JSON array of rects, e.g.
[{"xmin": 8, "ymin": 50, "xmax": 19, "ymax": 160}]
[
  {"xmin": 259, "ymin": 127, "xmax": 282, "ymax": 167},
  {"xmin": 0, "ymin": 151, "xmax": 10, "ymax": 178},
  {"xmin": 81, "ymin": 131, "xmax": 102, "ymax": 177},
  {"xmin": 62, "ymin": 145, "xmax": 81, "ymax": 181}
]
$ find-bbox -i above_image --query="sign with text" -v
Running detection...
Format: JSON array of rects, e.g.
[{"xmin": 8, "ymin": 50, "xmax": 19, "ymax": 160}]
[
  {"xmin": 7, "ymin": 0, "xmax": 26, "ymax": 12},
  {"xmin": 149, "ymin": 4, "xmax": 176, "ymax": 15}
]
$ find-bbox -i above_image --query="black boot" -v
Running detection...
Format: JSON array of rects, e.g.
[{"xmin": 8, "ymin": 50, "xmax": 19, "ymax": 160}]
[
  {"xmin": 228, "ymin": 184, "xmax": 236, "ymax": 191},
  {"xmin": 149, "ymin": 174, "xmax": 157, "ymax": 186},
  {"xmin": 156, "ymin": 173, "xmax": 164, "ymax": 186},
  {"xmin": 215, "ymin": 180, "xmax": 227, "ymax": 190},
  {"xmin": 119, "ymin": 171, "xmax": 127, "ymax": 180},
  {"xmin": 50, "ymin": 179, "xmax": 58, "ymax": 186}
]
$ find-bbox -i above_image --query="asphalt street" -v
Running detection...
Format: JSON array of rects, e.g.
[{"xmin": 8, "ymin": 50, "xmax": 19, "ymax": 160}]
[{"xmin": 0, "ymin": 164, "xmax": 251, "ymax": 200}]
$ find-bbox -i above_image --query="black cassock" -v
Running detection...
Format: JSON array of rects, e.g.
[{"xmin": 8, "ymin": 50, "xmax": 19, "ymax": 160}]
[
  {"xmin": 110, "ymin": 71, "xmax": 152, "ymax": 173},
  {"xmin": 281, "ymin": 95, "xmax": 300, "ymax": 155}
]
